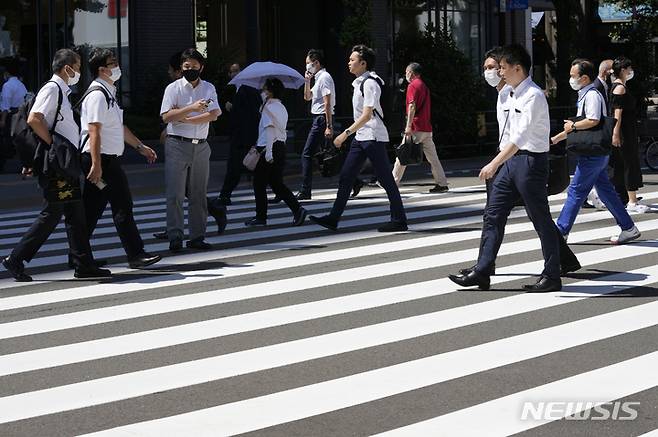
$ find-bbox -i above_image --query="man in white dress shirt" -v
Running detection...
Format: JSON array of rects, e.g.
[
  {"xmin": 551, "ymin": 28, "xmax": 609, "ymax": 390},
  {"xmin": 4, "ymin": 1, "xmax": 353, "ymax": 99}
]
[
  {"xmin": 296, "ymin": 49, "xmax": 336, "ymax": 200},
  {"xmin": 79, "ymin": 47, "xmax": 161, "ymax": 270},
  {"xmin": 450, "ymin": 44, "xmax": 561, "ymax": 293},
  {"xmin": 0, "ymin": 61, "xmax": 27, "ymax": 170},
  {"xmin": 160, "ymin": 48, "xmax": 221, "ymax": 252}
]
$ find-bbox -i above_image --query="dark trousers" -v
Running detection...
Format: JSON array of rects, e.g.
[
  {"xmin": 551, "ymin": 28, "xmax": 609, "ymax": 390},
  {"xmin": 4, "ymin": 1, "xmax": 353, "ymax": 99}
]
[
  {"xmin": 476, "ymin": 152, "xmax": 560, "ymax": 279},
  {"xmin": 253, "ymin": 141, "xmax": 301, "ymax": 220},
  {"xmin": 219, "ymin": 138, "xmax": 248, "ymax": 199},
  {"xmin": 300, "ymin": 115, "xmax": 327, "ymax": 194},
  {"xmin": 330, "ymin": 139, "xmax": 406, "ymax": 223},
  {"xmin": 81, "ymin": 153, "xmax": 144, "ymax": 259},
  {"xmin": 11, "ymin": 198, "xmax": 95, "ymax": 268}
]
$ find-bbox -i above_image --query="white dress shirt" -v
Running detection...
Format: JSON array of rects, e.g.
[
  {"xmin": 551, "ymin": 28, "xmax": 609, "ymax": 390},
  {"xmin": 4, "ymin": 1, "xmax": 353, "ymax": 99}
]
[
  {"xmin": 30, "ymin": 74, "xmax": 80, "ymax": 146},
  {"xmin": 576, "ymin": 83, "xmax": 604, "ymax": 121},
  {"xmin": 160, "ymin": 77, "xmax": 221, "ymax": 140},
  {"xmin": 351, "ymin": 71, "xmax": 388, "ymax": 142},
  {"xmin": 80, "ymin": 78, "xmax": 124, "ymax": 156},
  {"xmin": 0, "ymin": 76, "xmax": 27, "ymax": 111},
  {"xmin": 310, "ymin": 68, "xmax": 335, "ymax": 115},
  {"xmin": 497, "ymin": 84, "xmax": 513, "ymax": 150},
  {"xmin": 257, "ymin": 98, "xmax": 288, "ymax": 151},
  {"xmin": 506, "ymin": 76, "xmax": 551, "ymax": 153}
]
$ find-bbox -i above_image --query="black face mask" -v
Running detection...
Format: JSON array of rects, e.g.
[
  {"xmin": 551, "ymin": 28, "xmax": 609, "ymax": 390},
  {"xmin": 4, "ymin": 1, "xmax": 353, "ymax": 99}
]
[{"xmin": 182, "ymin": 69, "xmax": 201, "ymax": 82}]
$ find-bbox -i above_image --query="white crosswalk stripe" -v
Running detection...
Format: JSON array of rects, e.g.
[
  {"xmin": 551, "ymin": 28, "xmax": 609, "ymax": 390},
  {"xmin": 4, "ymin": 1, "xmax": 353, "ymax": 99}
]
[{"xmin": 1, "ymin": 181, "xmax": 657, "ymax": 436}]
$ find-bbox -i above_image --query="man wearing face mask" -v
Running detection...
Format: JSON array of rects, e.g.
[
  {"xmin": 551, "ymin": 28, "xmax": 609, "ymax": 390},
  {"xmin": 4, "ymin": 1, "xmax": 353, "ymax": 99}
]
[
  {"xmin": 79, "ymin": 47, "xmax": 161, "ymax": 270},
  {"xmin": 161, "ymin": 48, "xmax": 221, "ymax": 252},
  {"xmin": 2, "ymin": 49, "xmax": 111, "ymax": 281},
  {"xmin": 296, "ymin": 49, "xmax": 336, "ymax": 200},
  {"xmin": 550, "ymin": 58, "xmax": 640, "ymax": 244},
  {"xmin": 391, "ymin": 62, "xmax": 448, "ymax": 193}
]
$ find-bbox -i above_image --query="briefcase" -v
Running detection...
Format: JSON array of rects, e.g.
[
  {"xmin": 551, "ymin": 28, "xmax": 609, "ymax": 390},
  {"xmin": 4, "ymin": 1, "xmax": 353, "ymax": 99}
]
[
  {"xmin": 395, "ymin": 135, "xmax": 423, "ymax": 166},
  {"xmin": 42, "ymin": 173, "xmax": 82, "ymax": 204}
]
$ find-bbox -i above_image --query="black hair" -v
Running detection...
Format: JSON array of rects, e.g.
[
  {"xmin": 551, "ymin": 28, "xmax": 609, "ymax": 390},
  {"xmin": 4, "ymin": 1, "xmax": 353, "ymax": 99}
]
[
  {"xmin": 351, "ymin": 44, "xmax": 376, "ymax": 70},
  {"xmin": 169, "ymin": 51, "xmax": 183, "ymax": 71},
  {"xmin": 88, "ymin": 47, "xmax": 116, "ymax": 78},
  {"xmin": 500, "ymin": 44, "xmax": 532, "ymax": 75},
  {"xmin": 571, "ymin": 58, "xmax": 596, "ymax": 82},
  {"xmin": 612, "ymin": 56, "xmax": 632, "ymax": 77},
  {"xmin": 51, "ymin": 49, "xmax": 80, "ymax": 73},
  {"xmin": 264, "ymin": 77, "xmax": 285, "ymax": 99},
  {"xmin": 407, "ymin": 62, "xmax": 422, "ymax": 76},
  {"xmin": 6, "ymin": 59, "xmax": 20, "ymax": 76},
  {"xmin": 180, "ymin": 48, "xmax": 206, "ymax": 67},
  {"xmin": 484, "ymin": 46, "xmax": 503, "ymax": 63},
  {"xmin": 307, "ymin": 49, "xmax": 325, "ymax": 66}
]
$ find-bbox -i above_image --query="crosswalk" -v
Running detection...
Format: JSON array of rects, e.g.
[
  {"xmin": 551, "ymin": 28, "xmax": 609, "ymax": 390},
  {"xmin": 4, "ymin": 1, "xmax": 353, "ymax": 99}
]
[{"xmin": 1, "ymin": 181, "xmax": 658, "ymax": 436}]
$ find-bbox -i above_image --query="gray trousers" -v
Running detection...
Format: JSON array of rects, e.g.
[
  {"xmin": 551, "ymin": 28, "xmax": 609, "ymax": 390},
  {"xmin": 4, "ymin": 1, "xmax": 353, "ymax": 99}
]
[{"xmin": 165, "ymin": 137, "xmax": 211, "ymax": 241}]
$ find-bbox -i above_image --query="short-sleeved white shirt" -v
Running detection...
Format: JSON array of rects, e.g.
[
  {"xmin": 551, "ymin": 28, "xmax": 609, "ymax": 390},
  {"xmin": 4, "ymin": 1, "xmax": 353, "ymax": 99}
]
[
  {"xmin": 30, "ymin": 74, "xmax": 80, "ymax": 146},
  {"xmin": 80, "ymin": 78, "xmax": 124, "ymax": 156},
  {"xmin": 310, "ymin": 69, "xmax": 335, "ymax": 115},
  {"xmin": 351, "ymin": 71, "xmax": 388, "ymax": 142},
  {"xmin": 576, "ymin": 83, "xmax": 604, "ymax": 121},
  {"xmin": 160, "ymin": 77, "xmax": 221, "ymax": 139}
]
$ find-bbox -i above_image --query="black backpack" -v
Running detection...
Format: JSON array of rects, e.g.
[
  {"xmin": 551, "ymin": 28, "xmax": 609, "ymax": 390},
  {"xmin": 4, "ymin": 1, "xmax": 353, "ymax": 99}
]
[
  {"xmin": 12, "ymin": 81, "xmax": 63, "ymax": 168},
  {"xmin": 73, "ymin": 85, "xmax": 114, "ymax": 149},
  {"xmin": 359, "ymin": 74, "xmax": 386, "ymax": 120}
]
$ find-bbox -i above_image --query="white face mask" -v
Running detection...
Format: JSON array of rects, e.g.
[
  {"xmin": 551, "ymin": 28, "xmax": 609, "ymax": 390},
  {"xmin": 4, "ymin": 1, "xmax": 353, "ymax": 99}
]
[
  {"xmin": 109, "ymin": 66, "xmax": 122, "ymax": 82},
  {"xmin": 67, "ymin": 67, "xmax": 80, "ymax": 86},
  {"xmin": 626, "ymin": 70, "xmax": 634, "ymax": 81},
  {"xmin": 569, "ymin": 76, "xmax": 583, "ymax": 91},
  {"xmin": 484, "ymin": 69, "xmax": 501, "ymax": 87},
  {"xmin": 306, "ymin": 63, "xmax": 317, "ymax": 74}
]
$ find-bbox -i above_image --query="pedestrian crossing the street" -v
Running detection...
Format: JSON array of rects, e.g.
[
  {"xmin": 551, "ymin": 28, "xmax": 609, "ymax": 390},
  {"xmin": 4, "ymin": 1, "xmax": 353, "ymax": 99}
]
[{"xmin": 1, "ymin": 183, "xmax": 657, "ymax": 436}]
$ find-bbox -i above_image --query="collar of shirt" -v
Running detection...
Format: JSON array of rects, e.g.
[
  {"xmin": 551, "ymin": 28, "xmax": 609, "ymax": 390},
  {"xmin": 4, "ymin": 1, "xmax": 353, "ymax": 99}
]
[
  {"xmin": 49, "ymin": 74, "xmax": 71, "ymax": 96},
  {"xmin": 352, "ymin": 71, "xmax": 376, "ymax": 89},
  {"xmin": 577, "ymin": 82, "xmax": 596, "ymax": 101},
  {"xmin": 315, "ymin": 68, "xmax": 327, "ymax": 80},
  {"xmin": 512, "ymin": 76, "xmax": 532, "ymax": 96},
  {"xmin": 95, "ymin": 77, "xmax": 117, "ymax": 97}
]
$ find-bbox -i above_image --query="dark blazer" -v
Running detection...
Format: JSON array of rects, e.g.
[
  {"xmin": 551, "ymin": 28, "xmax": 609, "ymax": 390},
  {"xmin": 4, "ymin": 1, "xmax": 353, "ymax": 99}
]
[{"xmin": 593, "ymin": 77, "xmax": 609, "ymax": 109}]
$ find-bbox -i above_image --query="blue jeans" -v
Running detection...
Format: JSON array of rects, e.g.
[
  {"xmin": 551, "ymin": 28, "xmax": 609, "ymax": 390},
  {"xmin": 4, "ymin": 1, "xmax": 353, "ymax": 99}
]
[
  {"xmin": 329, "ymin": 139, "xmax": 406, "ymax": 223},
  {"xmin": 300, "ymin": 115, "xmax": 327, "ymax": 194},
  {"xmin": 556, "ymin": 155, "xmax": 634, "ymax": 235}
]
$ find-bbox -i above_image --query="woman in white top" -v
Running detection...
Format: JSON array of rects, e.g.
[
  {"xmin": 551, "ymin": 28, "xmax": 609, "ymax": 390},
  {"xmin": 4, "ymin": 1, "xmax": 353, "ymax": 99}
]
[{"xmin": 244, "ymin": 78, "xmax": 307, "ymax": 227}]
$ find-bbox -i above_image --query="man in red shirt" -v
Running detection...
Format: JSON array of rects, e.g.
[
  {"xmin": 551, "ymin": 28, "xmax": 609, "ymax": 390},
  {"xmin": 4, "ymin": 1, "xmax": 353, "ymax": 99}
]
[{"xmin": 392, "ymin": 62, "xmax": 449, "ymax": 193}]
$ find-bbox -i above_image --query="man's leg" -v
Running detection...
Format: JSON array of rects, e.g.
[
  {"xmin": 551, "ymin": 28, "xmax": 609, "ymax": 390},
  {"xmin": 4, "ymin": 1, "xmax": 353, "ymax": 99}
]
[
  {"xmin": 556, "ymin": 156, "xmax": 604, "ymax": 236},
  {"xmin": 219, "ymin": 139, "xmax": 246, "ymax": 201},
  {"xmin": 300, "ymin": 116, "xmax": 325, "ymax": 196},
  {"xmin": 329, "ymin": 140, "xmax": 368, "ymax": 221},
  {"xmin": 165, "ymin": 137, "xmax": 190, "ymax": 243},
  {"xmin": 364, "ymin": 141, "xmax": 407, "ymax": 224},
  {"xmin": 188, "ymin": 141, "xmax": 211, "ymax": 242},
  {"xmin": 419, "ymin": 132, "xmax": 448, "ymax": 186},
  {"xmin": 11, "ymin": 201, "xmax": 63, "ymax": 263},
  {"xmin": 594, "ymin": 156, "xmax": 635, "ymax": 232},
  {"xmin": 63, "ymin": 200, "xmax": 96, "ymax": 268}
]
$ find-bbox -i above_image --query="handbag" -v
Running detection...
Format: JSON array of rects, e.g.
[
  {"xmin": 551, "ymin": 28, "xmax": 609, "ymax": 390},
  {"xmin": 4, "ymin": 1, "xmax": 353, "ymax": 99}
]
[
  {"xmin": 547, "ymin": 152, "xmax": 569, "ymax": 195},
  {"xmin": 316, "ymin": 138, "xmax": 345, "ymax": 177},
  {"xmin": 566, "ymin": 89, "xmax": 616, "ymax": 156},
  {"xmin": 395, "ymin": 135, "xmax": 423, "ymax": 165},
  {"xmin": 242, "ymin": 146, "xmax": 262, "ymax": 171},
  {"xmin": 41, "ymin": 173, "xmax": 82, "ymax": 204}
]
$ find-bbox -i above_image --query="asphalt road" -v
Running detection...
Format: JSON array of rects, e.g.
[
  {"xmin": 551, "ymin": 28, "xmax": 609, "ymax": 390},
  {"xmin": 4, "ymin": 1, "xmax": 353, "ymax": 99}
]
[{"xmin": 0, "ymin": 160, "xmax": 657, "ymax": 436}]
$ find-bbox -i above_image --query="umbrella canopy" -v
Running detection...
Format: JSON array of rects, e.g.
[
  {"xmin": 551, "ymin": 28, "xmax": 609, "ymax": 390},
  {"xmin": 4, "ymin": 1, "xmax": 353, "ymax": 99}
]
[{"xmin": 228, "ymin": 61, "xmax": 305, "ymax": 90}]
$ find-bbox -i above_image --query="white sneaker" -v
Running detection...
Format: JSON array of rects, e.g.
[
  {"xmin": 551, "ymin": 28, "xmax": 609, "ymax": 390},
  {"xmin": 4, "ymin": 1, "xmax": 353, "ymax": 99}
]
[
  {"xmin": 610, "ymin": 225, "xmax": 641, "ymax": 244},
  {"xmin": 626, "ymin": 203, "xmax": 649, "ymax": 214},
  {"xmin": 587, "ymin": 189, "xmax": 606, "ymax": 210}
]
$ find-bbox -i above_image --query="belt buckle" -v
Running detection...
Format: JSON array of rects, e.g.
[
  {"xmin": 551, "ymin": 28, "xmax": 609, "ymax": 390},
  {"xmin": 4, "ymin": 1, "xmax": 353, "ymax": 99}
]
[{"xmin": 192, "ymin": 139, "xmax": 199, "ymax": 144}]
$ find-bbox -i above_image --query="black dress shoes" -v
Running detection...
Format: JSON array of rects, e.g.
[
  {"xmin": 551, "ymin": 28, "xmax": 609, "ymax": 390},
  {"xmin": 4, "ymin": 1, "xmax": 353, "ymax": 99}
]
[
  {"xmin": 2, "ymin": 256, "xmax": 32, "ymax": 282},
  {"xmin": 351, "ymin": 180, "xmax": 364, "ymax": 198},
  {"xmin": 309, "ymin": 214, "xmax": 338, "ymax": 231},
  {"xmin": 377, "ymin": 221, "xmax": 408, "ymax": 232},
  {"xmin": 186, "ymin": 239, "xmax": 213, "ymax": 250},
  {"xmin": 560, "ymin": 261, "xmax": 581, "ymax": 276},
  {"xmin": 74, "ymin": 265, "xmax": 112, "ymax": 279},
  {"xmin": 448, "ymin": 270, "xmax": 490, "ymax": 291},
  {"xmin": 522, "ymin": 276, "xmax": 562, "ymax": 293},
  {"xmin": 128, "ymin": 252, "xmax": 162, "ymax": 269},
  {"xmin": 68, "ymin": 256, "xmax": 108, "ymax": 269},
  {"xmin": 244, "ymin": 217, "xmax": 266, "ymax": 227},
  {"xmin": 169, "ymin": 238, "xmax": 183, "ymax": 253},
  {"xmin": 208, "ymin": 199, "xmax": 228, "ymax": 235},
  {"xmin": 459, "ymin": 264, "xmax": 495, "ymax": 276},
  {"xmin": 292, "ymin": 207, "xmax": 307, "ymax": 226}
]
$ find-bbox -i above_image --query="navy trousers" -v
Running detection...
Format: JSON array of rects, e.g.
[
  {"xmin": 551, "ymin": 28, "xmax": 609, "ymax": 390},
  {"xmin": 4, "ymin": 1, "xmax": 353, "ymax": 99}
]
[
  {"xmin": 475, "ymin": 152, "xmax": 560, "ymax": 280},
  {"xmin": 300, "ymin": 115, "xmax": 327, "ymax": 194},
  {"xmin": 329, "ymin": 139, "xmax": 406, "ymax": 223}
]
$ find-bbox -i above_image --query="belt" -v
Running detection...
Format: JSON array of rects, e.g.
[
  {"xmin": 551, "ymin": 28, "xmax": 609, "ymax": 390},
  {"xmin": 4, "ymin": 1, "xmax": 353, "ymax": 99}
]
[
  {"xmin": 167, "ymin": 134, "xmax": 207, "ymax": 144},
  {"xmin": 515, "ymin": 150, "xmax": 546, "ymax": 157}
]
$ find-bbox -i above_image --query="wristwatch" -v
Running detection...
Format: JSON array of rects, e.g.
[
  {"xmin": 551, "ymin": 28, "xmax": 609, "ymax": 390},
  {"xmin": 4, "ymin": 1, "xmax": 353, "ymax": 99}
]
[
  {"xmin": 345, "ymin": 129, "xmax": 352, "ymax": 136},
  {"xmin": 136, "ymin": 143, "xmax": 145, "ymax": 151},
  {"xmin": 571, "ymin": 121, "xmax": 577, "ymax": 132}
]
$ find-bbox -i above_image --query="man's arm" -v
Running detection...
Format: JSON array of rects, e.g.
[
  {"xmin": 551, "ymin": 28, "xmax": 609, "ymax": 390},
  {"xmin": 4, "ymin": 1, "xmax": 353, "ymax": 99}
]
[
  {"xmin": 123, "ymin": 125, "xmax": 157, "ymax": 163},
  {"xmin": 87, "ymin": 122, "xmax": 103, "ymax": 184},
  {"xmin": 162, "ymin": 100, "xmax": 209, "ymax": 123},
  {"xmin": 303, "ymin": 71, "xmax": 313, "ymax": 101},
  {"xmin": 405, "ymin": 102, "xmax": 416, "ymax": 137},
  {"xmin": 333, "ymin": 106, "xmax": 375, "ymax": 148},
  {"xmin": 323, "ymin": 94, "xmax": 333, "ymax": 138},
  {"xmin": 182, "ymin": 109, "xmax": 221, "ymax": 125},
  {"xmin": 26, "ymin": 112, "xmax": 52, "ymax": 145}
]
